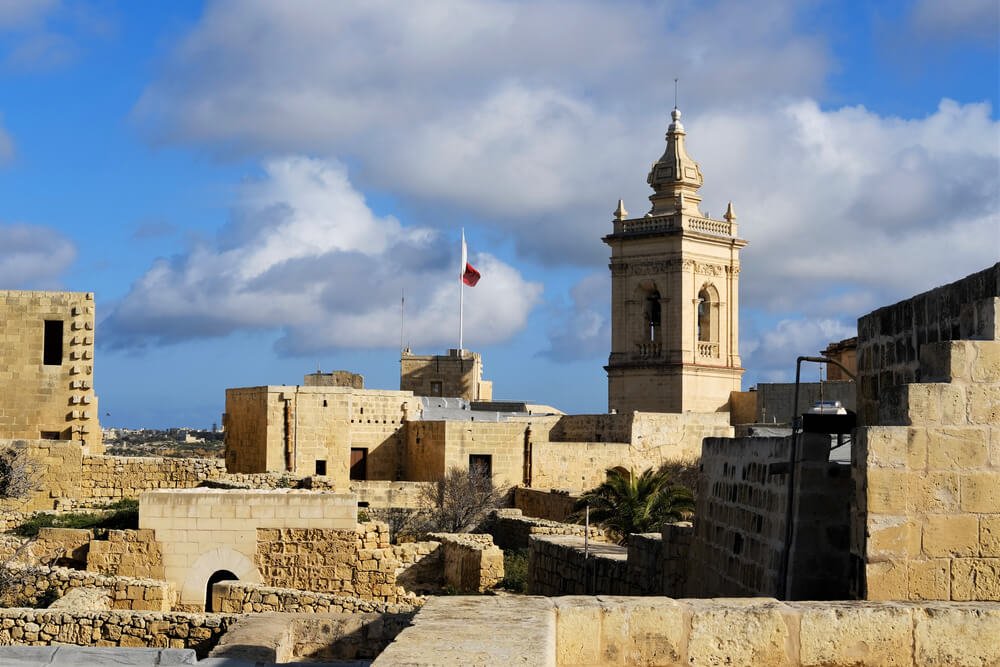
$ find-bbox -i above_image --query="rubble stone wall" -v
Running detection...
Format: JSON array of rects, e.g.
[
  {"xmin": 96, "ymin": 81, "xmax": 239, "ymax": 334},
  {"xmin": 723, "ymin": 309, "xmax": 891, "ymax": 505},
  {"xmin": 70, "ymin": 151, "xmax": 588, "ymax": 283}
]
[
  {"xmin": 427, "ymin": 533, "xmax": 503, "ymax": 593},
  {"xmin": 484, "ymin": 509, "xmax": 608, "ymax": 551},
  {"xmin": 0, "ymin": 563, "xmax": 173, "ymax": 611},
  {"xmin": 527, "ymin": 535, "xmax": 630, "ymax": 596},
  {"xmin": 0, "ymin": 609, "xmax": 236, "ymax": 657},
  {"xmin": 86, "ymin": 530, "xmax": 165, "ymax": 580},
  {"xmin": 210, "ymin": 581, "xmax": 418, "ymax": 616}
]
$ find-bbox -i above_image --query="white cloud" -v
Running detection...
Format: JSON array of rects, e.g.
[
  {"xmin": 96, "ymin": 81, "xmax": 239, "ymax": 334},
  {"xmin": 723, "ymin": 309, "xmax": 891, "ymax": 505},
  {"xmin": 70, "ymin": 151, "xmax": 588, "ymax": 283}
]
[
  {"xmin": 0, "ymin": 222, "xmax": 76, "ymax": 287},
  {"xmin": 128, "ymin": 0, "xmax": 999, "ymax": 368},
  {"xmin": 103, "ymin": 157, "xmax": 542, "ymax": 354},
  {"xmin": 743, "ymin": 317, "xmax": 856, "ymax": 384},
  {"xmin": 0, "ymin": 0, "xmax": 58, "ymax": 29}
]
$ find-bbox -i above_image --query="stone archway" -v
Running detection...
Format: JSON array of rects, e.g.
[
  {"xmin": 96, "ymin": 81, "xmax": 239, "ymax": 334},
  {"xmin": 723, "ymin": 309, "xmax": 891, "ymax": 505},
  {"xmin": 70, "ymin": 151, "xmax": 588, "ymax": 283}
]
[
  {"xmin": 182, "ymin": 546, "xmax": 260, "ymax": 610},
  {"xmin": 205, "ymin": 569, "xmax": 238, "ymax": 612}
]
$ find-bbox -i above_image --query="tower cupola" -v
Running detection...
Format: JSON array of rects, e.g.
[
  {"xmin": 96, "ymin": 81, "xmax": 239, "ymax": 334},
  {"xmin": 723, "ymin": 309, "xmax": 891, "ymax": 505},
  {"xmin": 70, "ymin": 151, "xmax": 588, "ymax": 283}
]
[{"xmin": 646, "ymin": 107, "xmax": 704, "ymax": 216}]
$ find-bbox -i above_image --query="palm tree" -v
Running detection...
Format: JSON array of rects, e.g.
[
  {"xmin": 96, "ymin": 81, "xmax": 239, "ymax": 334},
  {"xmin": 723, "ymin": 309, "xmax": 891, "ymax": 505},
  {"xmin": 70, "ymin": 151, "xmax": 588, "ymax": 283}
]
[{"xmin": 573, "ymin": 467, "xmax": 694, "ymax": 543}]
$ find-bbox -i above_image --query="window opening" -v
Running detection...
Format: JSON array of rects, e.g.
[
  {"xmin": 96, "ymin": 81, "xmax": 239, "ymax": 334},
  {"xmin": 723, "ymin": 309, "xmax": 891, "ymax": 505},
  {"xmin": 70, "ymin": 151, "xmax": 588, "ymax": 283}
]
[
  {"xmin": 469, "ymin": 454, "xmax": 492, "ymax": 478},
  {"xmin": 43, "ymin": 320, "xmax": 63, "ymax": 366},
  {"xmin": 205, "ymin": 570, "xmax": 238, "ymax": 612},
  {"xmin": 315, "ymin": 460, "xmax": 327, "ymax": 476}
]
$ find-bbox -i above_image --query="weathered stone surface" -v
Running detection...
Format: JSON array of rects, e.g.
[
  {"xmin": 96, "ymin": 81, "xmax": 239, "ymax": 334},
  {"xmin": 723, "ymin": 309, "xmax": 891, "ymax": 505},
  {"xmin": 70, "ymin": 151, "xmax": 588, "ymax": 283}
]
[
  {"xmin": 686, "ymin": 599, "xmax": 792, "ymax": 667},
  {"xmin": 799, "ymin": 602, "xmax": 913, "ymax": 667},
  {"xmin": 913, "ymin": 604, "xmax": 1000, "ymax": 666}
]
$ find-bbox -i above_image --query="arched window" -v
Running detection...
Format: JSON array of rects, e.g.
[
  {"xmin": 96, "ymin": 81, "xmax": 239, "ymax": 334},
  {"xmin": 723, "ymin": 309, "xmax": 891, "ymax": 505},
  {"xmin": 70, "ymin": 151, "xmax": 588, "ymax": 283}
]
[
  {"xmin": 644, "ymin": 289, "xmax": 661, "ymax": 342},
  {"xmin": 697, "ymin": 285, "xmax": 720, "ymax": 356}
]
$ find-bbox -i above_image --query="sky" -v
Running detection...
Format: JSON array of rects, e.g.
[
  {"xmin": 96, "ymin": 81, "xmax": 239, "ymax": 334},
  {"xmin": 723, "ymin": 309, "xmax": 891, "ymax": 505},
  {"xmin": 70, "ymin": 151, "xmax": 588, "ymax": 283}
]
[{"xmin": 0, "ymin": 0, "xmax": 997, "ymax": 428}]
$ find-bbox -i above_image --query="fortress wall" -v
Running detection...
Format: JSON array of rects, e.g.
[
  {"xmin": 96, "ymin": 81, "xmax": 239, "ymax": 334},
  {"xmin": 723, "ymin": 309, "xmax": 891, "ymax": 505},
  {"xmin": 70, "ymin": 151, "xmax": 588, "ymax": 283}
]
[
  {"xmin": 853, "ymin": 338, "xmax": 1000, "ymax": 601},
  {"xmin": 80, "ymin": 455, "xmax": 225, "ymax": 500},
  {"xmin": 856, "ymin": 264, "xmax": 999, "ymax": 425}
]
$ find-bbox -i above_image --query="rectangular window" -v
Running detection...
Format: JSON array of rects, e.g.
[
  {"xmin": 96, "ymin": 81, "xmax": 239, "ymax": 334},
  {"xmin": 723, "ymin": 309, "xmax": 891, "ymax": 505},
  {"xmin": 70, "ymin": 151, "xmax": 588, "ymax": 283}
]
[
  {"xmin": 429, "ymin": 380, "xmax": 443, "ymax": 396},
  {"xmin": 469, "ymin": 454, "xmax": 492, "ymax": 478},
  {"xmin": 40, "ymin": 431, "xmax": 62, "ymax": 440},
  {"xmin": 315, "ymin": 460, "xmax": 327, "ymax": 476},
  {"xmin": 43, "ymin": 320, "xmax": 64, "ymax": 366},
  {"xmin": 350, "ymin": 448, "xmax": 368, "ymax": 480}
]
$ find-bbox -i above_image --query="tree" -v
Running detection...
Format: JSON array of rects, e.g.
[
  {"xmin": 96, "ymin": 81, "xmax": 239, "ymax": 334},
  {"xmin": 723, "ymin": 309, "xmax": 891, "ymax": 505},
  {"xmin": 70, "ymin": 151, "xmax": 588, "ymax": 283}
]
[
  {"xmin": 0, "ymin": 444, "xmax": 37, "ymax": 500},
  {"xmin": 420, "ymin": 466, "xmax": 508, "ymax": 534},
  {"xmin": 572, "ymin": 467, "xmax": 694, "ymax": 543}
]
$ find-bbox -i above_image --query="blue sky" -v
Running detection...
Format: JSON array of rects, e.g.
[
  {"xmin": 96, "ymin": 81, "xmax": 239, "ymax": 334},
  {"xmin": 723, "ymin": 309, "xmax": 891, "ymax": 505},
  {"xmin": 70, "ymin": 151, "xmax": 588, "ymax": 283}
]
[{"xmin": 1, "ymin": 0, "xmax": 997, "ymax": 428}]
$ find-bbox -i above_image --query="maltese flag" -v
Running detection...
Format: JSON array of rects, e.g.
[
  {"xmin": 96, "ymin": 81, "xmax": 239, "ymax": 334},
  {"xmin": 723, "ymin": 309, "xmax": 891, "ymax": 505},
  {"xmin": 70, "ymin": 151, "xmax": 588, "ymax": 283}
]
[{"xmin": 461, "ymin": 230, "xmax": 481, "ymax": 287}]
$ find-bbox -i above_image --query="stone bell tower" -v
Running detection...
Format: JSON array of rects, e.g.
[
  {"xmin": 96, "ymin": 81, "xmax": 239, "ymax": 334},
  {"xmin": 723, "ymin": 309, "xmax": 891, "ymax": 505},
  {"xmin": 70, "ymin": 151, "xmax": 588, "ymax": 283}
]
[{"xmin": 604, "ymin": 107, "xmax": 746, "ymax": 413}]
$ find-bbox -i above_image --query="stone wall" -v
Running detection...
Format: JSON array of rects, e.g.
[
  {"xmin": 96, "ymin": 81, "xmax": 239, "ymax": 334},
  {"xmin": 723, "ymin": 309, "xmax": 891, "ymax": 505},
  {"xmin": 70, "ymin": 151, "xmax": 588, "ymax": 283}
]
[
  {"xmin": 374, "ymin": 596, "xmax": 1000, "ymax": 667},
  {"xmin": 0, "ymin": 440, "xmax": 83, "ymax": 512},
  {"xmin": 853, "ymin": 338, "xmax": 1000, "ymax": 601},
  {"xmin": 0, "ymin": 290, "xmax": 101, "ymax": 452},
  {"xmin": 255, "ymin": 523, "xmax": 410, "ymax": 604},
  {"xmin": 661, "ymin": 521, "xmax": 693, "ymax": 595},
  {"xmin": 688, "ymin": 433, "xmax": 852, "ymax": 599},
  {"xmin": 400, "ymin": 348, "xmax": 491, "ymax": 402},
  {"xmin": 0, "ymin": 563, "xmax": 173, "ymax": 611},
  {"xmin": 483, "ymin": 509, "xmax": 608, "ymax": 551},
  {"xmin": 80, "ymin": 456, "xmax": 225, "ymax": 500},
  {"xmin": 427, "ymin": 533, "xmax": 503, "ymax": 593},
  {"xmin": 856, "ymin": 265, "xmax": 999, "ymax": 425},
  {"xmin": 527, "ymin": 535, "xmax": 630, "ymax": 596},
  {"xmin": 86, "ymin": 530, "xmax": 165, "ymax": 580},
  {"xmin": 0, "ymin": 609, "xmax": 236, "ymax": 657},
  {"xmin": 210, "ymin": 581, "xmax": 418, "ymax": 615},
  {"xmin": 512, "ymin": 487, "xmax": 577, "ymax": 522},
  {"xmin": 351, "ymin": 480, "xmax": 435, "ymax": 509}
]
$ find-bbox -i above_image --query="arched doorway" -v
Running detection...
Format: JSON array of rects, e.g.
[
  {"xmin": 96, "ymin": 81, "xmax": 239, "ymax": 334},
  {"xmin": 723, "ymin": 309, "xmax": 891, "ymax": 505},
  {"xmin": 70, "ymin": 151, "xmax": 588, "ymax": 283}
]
[{"xmin": 205, "ymin": 569, "xmax": 238, "ymax": 612}]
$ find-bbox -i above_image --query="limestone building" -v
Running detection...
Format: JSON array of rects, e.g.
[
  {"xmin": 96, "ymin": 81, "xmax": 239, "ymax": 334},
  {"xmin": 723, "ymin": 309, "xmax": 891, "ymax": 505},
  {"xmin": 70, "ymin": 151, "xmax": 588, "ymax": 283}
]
[
  {"xmin": 605, "ymin": 108, "xmax": 745, "ymax": 413},
  {"xmin": 400, "ymin": 348, "xmax": 492, "ymax": 401},
  {"xmin": 0, "ymin": 290, "xmax": 101, "ymax": 452}
]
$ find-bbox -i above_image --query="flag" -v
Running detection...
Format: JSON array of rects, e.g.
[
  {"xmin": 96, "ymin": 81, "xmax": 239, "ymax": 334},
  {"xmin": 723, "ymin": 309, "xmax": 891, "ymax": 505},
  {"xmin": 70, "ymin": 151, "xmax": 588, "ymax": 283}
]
[{"xmin": 461, "ymin": 231, "xmax": 481, "ymax": 287}]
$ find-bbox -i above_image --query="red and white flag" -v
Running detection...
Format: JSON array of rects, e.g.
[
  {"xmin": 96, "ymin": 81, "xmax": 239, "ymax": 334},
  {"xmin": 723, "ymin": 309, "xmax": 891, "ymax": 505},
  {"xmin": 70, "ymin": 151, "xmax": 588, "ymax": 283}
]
[{"xmin": 461, "ymin": 230, "xmax": 481, "ymax": 287}]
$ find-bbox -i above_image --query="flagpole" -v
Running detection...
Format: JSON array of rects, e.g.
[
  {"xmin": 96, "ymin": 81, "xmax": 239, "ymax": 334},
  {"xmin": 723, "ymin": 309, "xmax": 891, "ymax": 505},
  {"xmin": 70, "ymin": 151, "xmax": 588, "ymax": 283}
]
[{"xmin": 459, "ymin": 228, "xmax": 465, "ymax": 352}]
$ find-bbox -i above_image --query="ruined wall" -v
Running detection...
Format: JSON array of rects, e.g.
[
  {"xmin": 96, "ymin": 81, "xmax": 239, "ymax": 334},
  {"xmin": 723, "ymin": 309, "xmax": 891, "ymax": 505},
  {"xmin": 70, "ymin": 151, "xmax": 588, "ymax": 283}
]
[
  {"xmin": 224, "ymin": 385, "xmax": 419, "ymax": 483},
  {"xmin": 80, "ymin": 456, "xmax": 225, "ymax": 499},
  {"xmin": 255, "ymin": 523, "xmax": 407, "ymax": 603},
  {"xmin": 854, "ymin": 339, "xmax": 1000, "ymax": 601},
  {"xmin": 0, "ymin": 563, "xmax": 173, "ymax": 611},
  {"xmin": 688, "ymin": 434, "xmax": 852, "ymax": 599},
  {"xmin": 856, "ymin": 264, "xmax": 999, "ymax": 425},
  {"xmin": 428, "ymin": 533, "xmax": 503, "ymax": 593},
  {"xmin": 483, "ymin": 509, "xmax": 609, "ymax": 552},
  {"xmin": 86, "ymin": 530, "xmax": 165, "ymax": 580},
  {"xmin": 527, "ymin": 535, "xmax": 630, "ymax": 596},
  {"xmin": 0, "ymin": 440, "xmax": 83, "ymax": 512},
  {"xmin": 0, "ymin": 609, "xmax": 236, "ymax": 656},
  {"xmin": 211, "ymin": 581, "xmax": 418, "ymax": 615},
  {"xmin": 0, "ymin": 291, "xmax": 100, "ymax": 452}
]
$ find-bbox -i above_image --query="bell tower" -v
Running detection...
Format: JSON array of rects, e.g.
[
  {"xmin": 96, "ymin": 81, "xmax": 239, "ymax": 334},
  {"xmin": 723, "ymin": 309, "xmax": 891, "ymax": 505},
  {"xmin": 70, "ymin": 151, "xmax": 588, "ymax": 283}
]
[{"xmin": 604, "ymin": 107, "xmax": 746, "ymax": 413}]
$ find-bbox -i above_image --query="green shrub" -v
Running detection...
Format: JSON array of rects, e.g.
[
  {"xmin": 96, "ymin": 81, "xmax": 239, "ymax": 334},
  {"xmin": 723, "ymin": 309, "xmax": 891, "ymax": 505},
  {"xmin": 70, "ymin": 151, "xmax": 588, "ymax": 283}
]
[
  {"xmin": 14, "ymin": 500, "xmax": 140, "ymax": 537},
  {"xmin": 500, "ymin": 548, "xmax": 529, "ymax": 593}
]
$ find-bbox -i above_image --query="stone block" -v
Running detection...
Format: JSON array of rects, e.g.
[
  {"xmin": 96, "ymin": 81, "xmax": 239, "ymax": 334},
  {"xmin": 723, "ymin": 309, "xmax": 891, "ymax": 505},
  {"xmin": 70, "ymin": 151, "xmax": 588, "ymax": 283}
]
[
  {"xmin": 865, "ymin": 561, "xmax": 907, "ymax": 601},
  {"xmin": 951, "ymin": 558, "xmax": 1000, "ymax": 601},
  {"xmin": 960, "ymin": 472, "xmax": 1000, "ymax": 512},
  {"xmin": 686, "ymin": 599, "xmax": 792, "ymax": 666},
  {"xmin": 925, "ymin": 427, "xmax": 989, "ymax": 470},
  {"xmin": 922, "ymin": 514, "xmax": 979, "ymax": 558},
  {"xmin": 554, "ymin": 598, "xmax": 602, "ymax": 665},
  {"xmin": 867, "ymin": 516, "xmax": 920, "ymax": 560},
  {"xmin": 907, "ymin": 559, "xmax": 951, "ymax": 600},
  {"xmin": 914, "ymin": 604, "xmax": 1000, "ymax": 665},
  {"xmin": 861, "ymin": 427, "xmax": 926, "ymax": 469},
  {"xmin": 866, "ymin": 469, "xmax": 911, "ymax": 514},
  {"xmin": 967, "ymin": 385, "xmax": 1000, "ymax": 425},
  {"xmin": 911, "ymin": 472, "xmax": 960, "ymax": 514},
  {"xmin": 798, "ymin": 602, "xmax": 913, "ymax": 666},
  {"xmin": 981, "ymin": 516, "xmax": 1000, "ymax": 557}
]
